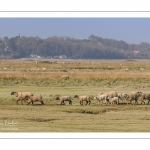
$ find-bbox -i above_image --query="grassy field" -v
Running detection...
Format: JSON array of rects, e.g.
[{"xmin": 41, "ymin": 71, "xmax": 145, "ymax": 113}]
[{"xmin": 1, "ymin": 59, "xmax": 150, "ymax": 132}]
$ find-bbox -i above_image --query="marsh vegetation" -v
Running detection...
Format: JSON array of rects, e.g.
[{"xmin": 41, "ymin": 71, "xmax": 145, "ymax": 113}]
[{"xmin": 0, "ymin": 59, "xmax": 150, "ymax": 132}]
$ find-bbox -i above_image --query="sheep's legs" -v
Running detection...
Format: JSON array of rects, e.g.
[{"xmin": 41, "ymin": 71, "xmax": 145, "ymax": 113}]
[
  {"xmin": 27, "ymin": 101, "xmax": 31, "ymax": 105},
  {"xmin": 16, "ymin": 99, "xmax": 21, "ymax": 105},
  {"xmin": 16, "ymin": 100, "xmax": 19, "ymax": 105},
  {"xmin": 80, "ymin": 101, "xmax": 83, "ymax": 106},
  {"xmin": 141, "ymin": 99, "xmax": 145, "ymax": 105},
  {"xmin": 134, "ymin": 100, "xmax": 138, "ymax": 105},
  {"xmin": 69, "ymin": 100, "xmax": 72, "ymax": 105},
  {"xmin": 85, "ymin": 101, "xmax": 88, "ymax": 105},
  {"xmin": 60, "ymin": 101, "xmax": 65, "ymax": 105},
  {"xmin": 41, "ymin": 101, "xmax": 44, "ymax": 105}
]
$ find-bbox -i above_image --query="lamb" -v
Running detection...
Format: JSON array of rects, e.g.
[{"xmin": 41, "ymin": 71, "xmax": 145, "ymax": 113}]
[
  {"xmin": 55, "ymin": 96, "xmax": 72, "ymax": 105},
  {"xmin": 98, "ymin": 91, "xmax": 118, "ymax": 103},
  {"xmin": 25, "ymin": 95, "xmax": 44, "ymax": 105},
  {"xmin": 74, "ymin": 95, "xmax": 91, "ymax": 105},
  {"xmin": 11, "ymin": 91, "xmax": 33, "ymax": 105},
  {"xmin": 94, "ymin": 94, "xmax": 109, "ymax": 104},
  {"xmin": 108, "ymin": 97, "xmax": 119, "ymax": 105}
]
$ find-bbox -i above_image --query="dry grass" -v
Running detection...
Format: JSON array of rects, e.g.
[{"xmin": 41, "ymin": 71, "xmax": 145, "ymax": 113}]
[{"xmin": 1, "ymin": 59, "xmax": 150, "ymax": 132}]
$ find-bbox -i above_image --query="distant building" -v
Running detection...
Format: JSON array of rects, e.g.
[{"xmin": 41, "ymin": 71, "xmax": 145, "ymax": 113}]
[
  {"xmin": 60, "ymin": 55, "xmax": 67, "ymax": 59},
  {"xmin": 16, "ymin": 33, "xmax": 20, "ymax": 39},
  {"xmin": 53, "ymin": 55, "xmax": 67, "ymax": 59},
  {"xmin": 30, "ymin": 54, "xmax": 41, "ymax": 59},
  {"xmin": 46, "ymin": 56, "xmax": 53, "ymax": 59},
  {"xmin": 53, "ymin": 56, "xmax": 60, "ymax": 59},
  {"xmin": 133, "ymin": 50, "xmax": 140, "ymax": 54}
]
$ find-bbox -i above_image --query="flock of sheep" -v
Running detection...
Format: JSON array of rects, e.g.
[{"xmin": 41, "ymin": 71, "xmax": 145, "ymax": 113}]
[{"xmin": 10, "ymin": 91, "xmax": 150, "ymax": 106}]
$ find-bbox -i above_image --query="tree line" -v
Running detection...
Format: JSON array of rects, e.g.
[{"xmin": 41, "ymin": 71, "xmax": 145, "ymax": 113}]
[{"xmin": 0, "ymin": 34, "xmax": 150, "ymax": 59}]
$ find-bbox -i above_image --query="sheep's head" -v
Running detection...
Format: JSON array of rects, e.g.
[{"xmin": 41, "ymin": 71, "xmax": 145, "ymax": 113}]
[
  {"xmin": 137, "ymin": 91, "xmax": 142, "ymax": 96},
  {"xmin": 25, "ymin": 96, "xmax": 30, "ymax": 100},
  {"xmin": 122, "ymin": 93, "xmax": 129, "ymax": 99},
  {"xmin": 55, "ymin": 97, "xmax": 60, "ymax": 100},
  {"xmin": 74, "ymin": 95, "xmax": 79, "ymax": 98},
  {"xmin": 11, "ymin": 91, "xmax": 16, "ymax": 95},
  {"xmin": 94, "ymin": 96, "xmax": 97, "ymax": 100}
]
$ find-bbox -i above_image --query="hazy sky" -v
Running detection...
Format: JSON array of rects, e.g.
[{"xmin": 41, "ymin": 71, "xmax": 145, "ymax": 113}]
[{"xmin": 1, "ymin": 18, "xmax": 150, "ymax": 44}]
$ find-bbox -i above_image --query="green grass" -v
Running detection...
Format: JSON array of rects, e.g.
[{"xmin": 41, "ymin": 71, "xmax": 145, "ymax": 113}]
[
  {"xmin": 0, "ymin": 85, "xmax": 150, "ymax": 132},
  {"xmin": 1, "ymin": 59, "xmax": 150, "ymax": 132},
  {"xmin": 1, "ymin": 104, "xmax": 150, "ymax": 132}
]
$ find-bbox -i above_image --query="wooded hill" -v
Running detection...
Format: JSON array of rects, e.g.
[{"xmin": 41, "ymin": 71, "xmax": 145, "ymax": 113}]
[{"xmin": 0, "ymin": 34, "xmax": 150, "ymax": 59}]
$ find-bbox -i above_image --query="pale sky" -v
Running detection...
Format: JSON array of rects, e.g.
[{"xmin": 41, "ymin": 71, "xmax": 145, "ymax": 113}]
[{"xmin": 1, "ymin": 18, "xmax": 150, "ymax": 44}]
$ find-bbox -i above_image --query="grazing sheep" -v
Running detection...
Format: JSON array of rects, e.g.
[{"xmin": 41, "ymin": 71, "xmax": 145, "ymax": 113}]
[
  {"xmin": 108, "ymin": 97, "xmax": 119, "ymax": 105},
  {"xmin": 94, "ymin": 94, "xmax": 109, "ymax": 105},
  {"xmin": 74, "ymin": 95, "xmax": 91, "ymax": 105},
  {"xmin": 11, "ymin": 91, "xmax": 33, "ymax": 105},
  {"xmin": 25, "ymin": 95, "xmax": 44, "ymax": 105},
  {"xmin": 139, "ymin": 92, "xmax": 150, "ymax": 104},
  {"xmin": 125, "ymin": 91, "xmax": 142, "ymax": 105},
  {"xmin": 55, "ymin": 96, "xmax": 72, "ymax": 105},
  {"xmin": 61, "ymin": 75, "xmax": 69, "ymax": 80}
]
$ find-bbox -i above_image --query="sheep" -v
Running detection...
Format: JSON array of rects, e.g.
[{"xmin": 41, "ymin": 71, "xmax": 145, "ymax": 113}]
[
  {"xmin": 108, "ymin": 97, "xmax": 119, "ymax": 105},
  {"xmin": 115, "ymin": 93, "xmax": 127, "ymax": 101},
  {"xmin": 118, "ymin": 93, "xmax": 123, "ymax": 99},
  {"xmin": 74, "ymin": 95, "xmax": 91, "ymax": 106},
  {"xmin": 105, "ymin": 91, "xmax": 118, "ymax": 98},
  {"xmin": 98, "ymin": 91, "xmax": 118, "ymax": 103},
  {"xmin": 94, "ymin": 94, "xmax": 109, "ymax": 105},
  {"xmin": 125, "ymin": 91, "xmax": 142, "ymax": 105},
  {"xmin": 98, "ymin": 91, "xmax": 118, "ymax": 98},
  {"xmin": 139, "ymin": 92, "xmax": 150, "ymax": 104},
  {"xmin": 55, "ymin": 96, "xmax": 72, "ymax": 105},
  {"xmin": 61, "ymin": 75, "xmax": 69, "ymax": 80},
  {"xmin": 117, "ymin": 93, "xmax": 128, "ymax": 102},
  {"xmin": 11, "ymin": 91, "xmax": 33, "ymax": 105},
  {"xmin": 25, "ymin": 95, "xmax": 44, "ymax": 105}
]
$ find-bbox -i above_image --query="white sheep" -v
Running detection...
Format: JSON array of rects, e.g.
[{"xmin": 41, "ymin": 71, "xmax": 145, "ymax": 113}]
[
  {"xmin": 94, "ymin": 94, "xmax": 108, "ymax": 104},
  {"xmin": 118, "ymin": 93, "xmax": 128, "ymax": 101},
  {"xmin": 74, "ymin": 95, "xmax": 91, "ymax": 105},
  {"xmin": 56, "ymin": 96, "xmax": 72, "ymax": 105},
  {"xmin": 108, "ymin": 97, "xmax": 119, "ymax": 105}
]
